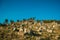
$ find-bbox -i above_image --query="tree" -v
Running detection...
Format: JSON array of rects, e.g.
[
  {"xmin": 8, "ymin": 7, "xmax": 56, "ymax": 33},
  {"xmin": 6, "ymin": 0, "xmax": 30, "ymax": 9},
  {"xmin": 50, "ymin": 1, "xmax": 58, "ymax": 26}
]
[
  {"xmin": 17, "ymin": 20, "xmax": 20, "ymax": 22},
  {"xmin": 29, "ymin": 17, "xmax": 35, "ymax": 20},
  {"xmin": 10, "ymin": 20, "xmax": 14, "ymax": 24},
  {"xmin": 27, "ymin": 17, "xmax": 35, "ymax": 22},
  {"xmin": 36, "ymin": 20, "xmax": 41, "ymax": 23},
  {"xmin": 55, "ymin": 20, "xmax": 60, "ymax": 24},
  {"xmin": 0, "ymin": 23, "xmax": 2, "ymax": 26},
  {"xmin": 23, "ymin": 19, "xmax": 27, "ymax": 21},
  {"xmin": 3, "ymin": 19, "xmax": 9, "ymax": 26},
  {"xmin": 43, "ymin": 20, "xmax": 54, "ymax": 23},
  {"xmin": 4, "ymin": 19, "xmax": 8, "ymax": 24}
]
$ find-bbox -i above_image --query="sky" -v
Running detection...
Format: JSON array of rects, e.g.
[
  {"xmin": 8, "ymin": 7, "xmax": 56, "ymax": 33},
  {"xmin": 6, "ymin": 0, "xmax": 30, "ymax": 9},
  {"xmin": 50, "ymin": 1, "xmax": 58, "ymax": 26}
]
[{"xmin": 0, "ymin": 0, "xmax": 60, "ymax": 23}]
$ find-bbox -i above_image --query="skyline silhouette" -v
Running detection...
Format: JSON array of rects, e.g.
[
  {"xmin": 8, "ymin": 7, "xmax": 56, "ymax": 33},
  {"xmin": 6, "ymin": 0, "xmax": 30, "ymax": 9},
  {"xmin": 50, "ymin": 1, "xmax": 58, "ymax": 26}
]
[{"xmin": 0, "ymin": 0, "xmax": 60, "ymax": 23}]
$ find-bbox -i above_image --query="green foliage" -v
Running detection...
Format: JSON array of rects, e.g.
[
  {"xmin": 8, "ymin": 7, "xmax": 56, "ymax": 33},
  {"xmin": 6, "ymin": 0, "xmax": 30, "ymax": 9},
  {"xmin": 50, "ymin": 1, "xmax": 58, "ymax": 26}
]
[
  {"xmin": 10, "ymin": 20, "xmax": 14, "ymax": 24},
  {"xmin": 43, "ymin": 20, "xmax": 55, "ymax": 23},
  {"xmin": 5, "ymin": 19, "xmax": 8, "ymax": 23},
  {"xmin": 17, "ymin": 20, "xmax": 20, "ymax": 22},
  {"xmin": 55, "ymin": 20, "xmax": 60, "ymax": 24},
  {"xmin": 37, "ymin": 20, "xmax": 41, "ymax": 22}
]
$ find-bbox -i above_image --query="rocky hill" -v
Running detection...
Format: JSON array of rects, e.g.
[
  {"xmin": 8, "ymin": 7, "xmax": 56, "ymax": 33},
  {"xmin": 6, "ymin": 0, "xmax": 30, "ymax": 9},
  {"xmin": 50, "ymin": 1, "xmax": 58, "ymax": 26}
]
[{"xmin": 0, "ymin": 18, "xmax": 60, "ymax": 40}]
